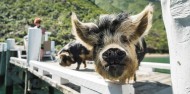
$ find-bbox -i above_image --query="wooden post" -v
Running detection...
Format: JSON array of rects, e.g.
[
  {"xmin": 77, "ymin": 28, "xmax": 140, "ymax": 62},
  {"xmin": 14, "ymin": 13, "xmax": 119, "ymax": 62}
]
[
  {"xmin": 5, "ymin": 39, "xmax": 19, "ymax": 94},
  {"xmin": 4, "ymin": 44, "xmax": 13, "ymax": 94},
  {"xmin": 48, "ymin": 86, "xmax": 54, "ymax": 94},
  {"xmin": 25, "ymin": 28, "xmax": 42, "ymax": 94},
  {"xmin": 161, "ymin": 0, "xmax": 190, "ymax": 94},
  {"xmin": 27, "ymin": 28, "xmax": 42, "ymax": 62},
  {"xmin": 0, "ymin": 43, "xmax": 7, "ymax": 86},
  {"xmin": 24, "ymin": 70, "xmax": 28, "ymax": 94},
  {"xmin": 45, "ymin": 32, "xmax": 51, "ymax": 41}
]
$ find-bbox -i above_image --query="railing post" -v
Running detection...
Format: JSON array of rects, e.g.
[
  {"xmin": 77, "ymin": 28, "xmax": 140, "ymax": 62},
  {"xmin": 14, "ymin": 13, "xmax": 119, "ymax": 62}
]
[
  {"xmin": 24, "ymin": 70, "xmax": 29, "ymax": 94},
  {"xmin": 27, "ymin": 28, "xmax": 42, "ymax": 63},
  {"xmin": 25, "ymin": 28, "xmax": 42, "ymax": 94},
  {"xmin": 0, "ymin": 43, "xmax": 7, "ymax": 86},
  {"xmin": 45, "ymin": 32, "xmax": 51, "ymax": 41},
  {"xmin": 161, "ymin": 0, "xmax": 190, "ymax": 94},
  {"xmin": 48, "ymin": 86, "xmax": 54, "ymax": 94},
  {"xmin": 5, "ymin": 39, "xmax": 16, "ymax": 94}
]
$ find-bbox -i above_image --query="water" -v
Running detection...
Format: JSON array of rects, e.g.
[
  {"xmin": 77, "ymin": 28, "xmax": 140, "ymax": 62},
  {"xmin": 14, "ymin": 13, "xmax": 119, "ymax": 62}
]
[
  {"xmin": 0, "ymin": 86, "xmax": 4, "ymax": 94},
  {"xmin": 0, "ymin": 85, "xmax": 62, "ymax": 94},
  {"xmin": 142, "ymin": 56, "xmax": 170, "ymax": 74},
  {"xmin": 143, "ymin": 56, "xmax": 170, "ymax": 63},
  {"xmin": 0, "ymin": 85, "xmax": 23, "ymax": 94},
  {"xmin": 0, "ymin": 56, "xmax": 170, "ymax": 94}
]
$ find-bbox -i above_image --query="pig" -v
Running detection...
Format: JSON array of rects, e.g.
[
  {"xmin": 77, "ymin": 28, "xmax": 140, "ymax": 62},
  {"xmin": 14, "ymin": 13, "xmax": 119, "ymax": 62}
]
[
  {"xmin": 57, "ymin": 40, "xmax": 92, "ymax": 70},
  {"xmin": 71, "ymin": 4, "xmax": 153, "ymax": 83}
]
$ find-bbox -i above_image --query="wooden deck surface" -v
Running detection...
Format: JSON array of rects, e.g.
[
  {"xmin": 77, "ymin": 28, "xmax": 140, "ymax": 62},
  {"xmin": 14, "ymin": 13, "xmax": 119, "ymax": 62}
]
[{"xmin": 47, "ymin": 61, "xmax": 172, "ymax": 94}]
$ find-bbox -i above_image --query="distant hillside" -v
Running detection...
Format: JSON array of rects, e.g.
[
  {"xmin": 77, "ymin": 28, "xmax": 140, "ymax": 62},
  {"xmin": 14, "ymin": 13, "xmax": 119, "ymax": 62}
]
[
  {"xmin": 0, "ymin": 0, "xmax": 106, "ymax": 49},
  {"xmin": 89, "ymin": 0, "xmax": 168, "ymax": 53},
  {"xmin": 0, "ymin": 0, "xmax": 168, "ymax": 53}
]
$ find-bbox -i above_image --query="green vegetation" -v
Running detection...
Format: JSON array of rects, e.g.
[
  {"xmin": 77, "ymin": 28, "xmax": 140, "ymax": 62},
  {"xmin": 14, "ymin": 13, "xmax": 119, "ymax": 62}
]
[
  {"xmin": 0, "ymin": 0, "xmax": 106, "ymax": 50},
  {"xmin": 0, "ymin": 0, "xmax": 168, "ymax": 52}
]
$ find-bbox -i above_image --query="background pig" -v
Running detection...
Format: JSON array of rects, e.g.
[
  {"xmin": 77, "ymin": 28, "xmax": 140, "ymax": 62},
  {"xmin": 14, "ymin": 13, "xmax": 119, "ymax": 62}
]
[{"xmin": 58, "ymin": 40, "xmax": 92, "ymax": 70}]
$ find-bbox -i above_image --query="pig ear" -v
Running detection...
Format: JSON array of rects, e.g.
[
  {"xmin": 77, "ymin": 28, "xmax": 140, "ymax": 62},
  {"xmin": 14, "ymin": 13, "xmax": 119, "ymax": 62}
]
[
  {"xmin": 129, "ymin": 4, "xmax": 153, "ymax": 43},
  {"xmin": 71, "ymin": 12, "xmax": 99, "ymax": 49}
]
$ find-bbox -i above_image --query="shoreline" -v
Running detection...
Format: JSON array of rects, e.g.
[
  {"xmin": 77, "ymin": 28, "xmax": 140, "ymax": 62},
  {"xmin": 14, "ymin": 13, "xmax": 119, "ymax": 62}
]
[{"xmin": 145, "ymin": 53, "xmax": 169, "ymax": 57}]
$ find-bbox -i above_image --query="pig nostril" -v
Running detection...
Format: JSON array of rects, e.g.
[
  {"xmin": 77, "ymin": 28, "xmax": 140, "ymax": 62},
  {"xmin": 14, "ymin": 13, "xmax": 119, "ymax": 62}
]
[
  {"xmin": 107, "ymin": 51, "xmax": 113, "ymax": 56},
  {"xmin": 102, "ymin": 48, "xmax": 126, "ymax": 62},
  {"xmin": 117, "ymin": 51, "xmax": 126, "ymax": 57},
  {"xmin": 117, "ymin": 51, "xmax": 126, "ymax": 60}
]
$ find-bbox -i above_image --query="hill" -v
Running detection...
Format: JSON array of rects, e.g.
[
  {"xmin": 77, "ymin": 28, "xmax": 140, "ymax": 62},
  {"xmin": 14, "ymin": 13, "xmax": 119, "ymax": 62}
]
[
  {"xmin": 0, "ymin": 0, "xmax": 168, "ymax": 53},
  {"xmin": 0, "ymin": 0, "xmax": 106, "ymax": 50}
]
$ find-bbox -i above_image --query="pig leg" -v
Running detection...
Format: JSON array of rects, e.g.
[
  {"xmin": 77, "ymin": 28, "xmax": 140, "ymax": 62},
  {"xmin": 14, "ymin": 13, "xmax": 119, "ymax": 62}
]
[
  {"xmin": 82, "ymin": 61, "xmax": 87, "ymax": 68},
  {"xmin": 76, "ymin": 62, "xmax": 81, "ymax": 70},
  {"xmin": 134, "ymin": 73, "xmax": 137, "ymax": 82},
  {"xmin": 119, "ymin": 77, "xmax": 126, "ymax": 84}
]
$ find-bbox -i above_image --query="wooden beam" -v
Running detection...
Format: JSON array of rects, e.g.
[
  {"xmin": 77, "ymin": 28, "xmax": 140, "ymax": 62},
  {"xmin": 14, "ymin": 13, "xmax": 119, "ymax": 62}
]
[
  {"xmin": 5, "ymin": 50, "xmax": 13, "ymax": 94},
  {"xmin": 0, "ymin": 43, "xmax": 7, "ymax": 86},
  {"xmin": 27, "ymin": 28, "xmax": 42, "ymax": 62},
  {"xmin": 48, "ymin": 86, "xmax": 54, "ymax": 94},
  {"xmin": 140, "ymin": 62, "xmax": 170, "ymax": 70},
  {"xmin": 5, "ymin": 39, "xmax": 18, "ymax": 94},
  {"xmin": 161, "ymin": 0, "xmax": 190, "ymax": 94}
]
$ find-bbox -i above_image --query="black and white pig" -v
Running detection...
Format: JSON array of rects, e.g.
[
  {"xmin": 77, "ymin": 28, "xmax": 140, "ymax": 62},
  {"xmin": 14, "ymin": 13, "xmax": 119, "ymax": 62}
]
[
  {"xmin": 71, "ymin": 4, "xmax": 153, "ymax": 83},
  {"xmin": 57, "ymin": 40, "xmax": 92, "ymax": 70}
]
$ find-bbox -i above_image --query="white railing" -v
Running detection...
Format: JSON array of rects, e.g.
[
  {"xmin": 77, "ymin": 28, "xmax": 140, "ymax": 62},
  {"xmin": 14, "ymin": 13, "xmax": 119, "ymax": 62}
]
[
  {"xmin": 10, "ymin": 57, "xmax": 27, "ymax": 69},
  {"xmin": 141, "ymin": 62, "xmax": 170, "ymax": 70},
  {"xmin": 0, "ymin": 43, "xmax": 7, "ymax": 52},
  {"xmin": 10, "ymin": 57, "xmax": 171, "ymax": 94},
  {"xmin": 10, "ymin": 57, "xmax": 134, "ymax": 94}
]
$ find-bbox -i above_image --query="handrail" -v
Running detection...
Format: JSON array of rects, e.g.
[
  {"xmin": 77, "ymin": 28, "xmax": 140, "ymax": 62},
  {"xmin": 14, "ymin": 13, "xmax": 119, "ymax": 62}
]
[
  {"xmin": 10, "ymin": 57, "xmax": 134, "ymax": 94},
  {"xmin": 140, "ymin": 62, "xmax": 170, "ymax": 70}
]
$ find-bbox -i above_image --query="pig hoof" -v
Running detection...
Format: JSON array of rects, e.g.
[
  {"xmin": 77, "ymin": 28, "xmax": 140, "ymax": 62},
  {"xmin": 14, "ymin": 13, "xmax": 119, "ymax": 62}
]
[{"xmin": 76, "ymin": 67, "xmax": 79, "ymax": 70}]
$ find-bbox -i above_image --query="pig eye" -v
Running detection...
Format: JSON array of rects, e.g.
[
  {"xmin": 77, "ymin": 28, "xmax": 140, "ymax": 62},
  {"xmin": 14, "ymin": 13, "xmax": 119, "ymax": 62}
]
[
  {"xmin": 121, "ymin": 35, "xmax": 128, "ymax": 43},
  {"xmin": 94, "ymin": 43, "xmax": 104, "ymax": 51}
]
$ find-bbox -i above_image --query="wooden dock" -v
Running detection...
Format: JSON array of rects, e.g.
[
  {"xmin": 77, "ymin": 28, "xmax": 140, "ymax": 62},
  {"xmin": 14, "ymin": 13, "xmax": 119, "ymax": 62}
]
[
  {"xmin": 9, "ymin": 57, "xmax": 172, "ymax": 94},
  {"xmin": 0, "ymin": 45, "xmax": 172, "ymax": 94}
]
